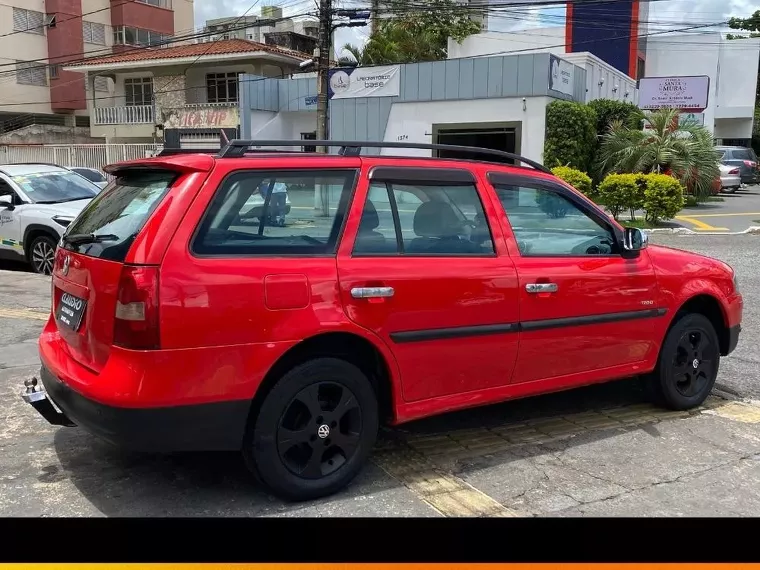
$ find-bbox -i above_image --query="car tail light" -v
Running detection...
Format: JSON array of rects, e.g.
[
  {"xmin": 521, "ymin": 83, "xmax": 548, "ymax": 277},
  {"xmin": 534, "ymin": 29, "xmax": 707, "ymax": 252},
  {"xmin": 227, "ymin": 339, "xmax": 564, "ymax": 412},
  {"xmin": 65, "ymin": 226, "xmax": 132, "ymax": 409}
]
[
  {"xmin": 729, "ymin": 168, "xmax": 740, "ymax": 175},
  {"xmin": 743, "ymin": 160, "xmax": 756, "ymax": 168},
  {"xmin": 114, "ymin": 265, "xmax": 160, "ymax": 350}
]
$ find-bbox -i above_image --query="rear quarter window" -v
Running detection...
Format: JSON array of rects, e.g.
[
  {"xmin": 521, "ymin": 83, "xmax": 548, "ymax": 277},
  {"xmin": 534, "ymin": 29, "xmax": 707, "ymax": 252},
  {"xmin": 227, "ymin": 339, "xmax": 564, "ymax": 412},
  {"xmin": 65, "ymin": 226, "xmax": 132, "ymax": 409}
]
[{"xmin": 63, "ymin": 170, "xmax": 178, "ymax": 262}]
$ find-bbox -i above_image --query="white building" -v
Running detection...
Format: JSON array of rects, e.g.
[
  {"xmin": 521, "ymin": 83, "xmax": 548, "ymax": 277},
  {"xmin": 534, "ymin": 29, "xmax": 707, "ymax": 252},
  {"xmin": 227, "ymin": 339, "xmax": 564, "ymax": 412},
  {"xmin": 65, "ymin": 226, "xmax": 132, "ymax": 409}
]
[
  {"xmin": 239, "ymin": 52, "xmax": 588, "ymax": 164},
  {"xmin": 451, "ymin": 29, "xmax": 759, "ymax": 144},
  {"xmin": 448, "ymin": 30, "xmax": 639, "ymax": 105},
  {"xmin": 644, "ymin": 33, "xmax": 760, "ymax": 145}
]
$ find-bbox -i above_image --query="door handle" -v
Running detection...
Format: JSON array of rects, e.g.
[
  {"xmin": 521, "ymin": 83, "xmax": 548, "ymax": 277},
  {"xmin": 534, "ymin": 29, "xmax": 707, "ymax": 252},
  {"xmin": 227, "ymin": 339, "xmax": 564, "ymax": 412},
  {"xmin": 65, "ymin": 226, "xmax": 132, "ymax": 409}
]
[
  {"xmin": 351, "ymin": 287, "xmax": 395, "ymax": 299},
  {"xmin": 526, "ymin": 283, "xmax": 558, "ymax": 294}
]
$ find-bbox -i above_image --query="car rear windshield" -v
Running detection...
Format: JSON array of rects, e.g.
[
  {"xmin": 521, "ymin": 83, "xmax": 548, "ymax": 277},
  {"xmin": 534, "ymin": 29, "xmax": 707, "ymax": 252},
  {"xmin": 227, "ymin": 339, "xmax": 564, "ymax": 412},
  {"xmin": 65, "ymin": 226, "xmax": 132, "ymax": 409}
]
[
  {"xmin": 731, "ymin": 148, "xmax": 756, "ymax": 161},
  {"xmin": 62, "ymin": 170, "xmax": 178, "ymax": 262},
  {"xmin": 12, "ymin": 171, "xmax": 98, "ymax": 203}
]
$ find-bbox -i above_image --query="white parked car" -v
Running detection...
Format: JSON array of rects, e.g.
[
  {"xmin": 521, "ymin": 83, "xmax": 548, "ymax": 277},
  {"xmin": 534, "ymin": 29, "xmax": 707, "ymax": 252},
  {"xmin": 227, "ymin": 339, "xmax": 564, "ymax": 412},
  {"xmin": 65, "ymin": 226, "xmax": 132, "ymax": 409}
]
[
  {"xmin": 0, "ymin": 164, "xmax": 99, "ymax": 274},
  {"xmin": 719, "ymin": 163, "xmax": 742, "ymax": 193},
  {"xmin": 67, "ymin": 166, "xmax": 110, "ymax": 190}
]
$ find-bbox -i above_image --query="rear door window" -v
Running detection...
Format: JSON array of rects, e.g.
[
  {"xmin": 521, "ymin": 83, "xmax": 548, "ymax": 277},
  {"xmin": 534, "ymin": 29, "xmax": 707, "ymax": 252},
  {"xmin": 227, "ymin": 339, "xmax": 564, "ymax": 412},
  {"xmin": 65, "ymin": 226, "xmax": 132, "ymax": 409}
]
[
  {"xmin": 62, "ymin": 170, "xmax": 178, "ymax": 262},
  {"xmin": 732, "ymin": 148, "xmax": 755, "ymax": 161},
  {"xmin": 192, "ymin": 169, "xmax": 358, "ymax": 256}
]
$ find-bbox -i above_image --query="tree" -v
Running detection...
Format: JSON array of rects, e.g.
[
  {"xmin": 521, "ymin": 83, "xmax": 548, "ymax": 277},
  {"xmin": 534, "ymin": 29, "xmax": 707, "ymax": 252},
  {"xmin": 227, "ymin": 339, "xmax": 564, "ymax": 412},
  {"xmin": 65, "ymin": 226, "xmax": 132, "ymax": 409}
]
[
  {"xmin": 586, "ymin": 99, "xmax": 644, "ymax": 183},
  {"xmin": 337, "ymin": 0, "xmax": 481, "ymax": 65},
  {"xmin": 597, "ymin": 108, "xmax": 721, "ymax": 202},
  {"xmin": 543, "ymin": 101, "xmax": 597, "ymax": 172}
]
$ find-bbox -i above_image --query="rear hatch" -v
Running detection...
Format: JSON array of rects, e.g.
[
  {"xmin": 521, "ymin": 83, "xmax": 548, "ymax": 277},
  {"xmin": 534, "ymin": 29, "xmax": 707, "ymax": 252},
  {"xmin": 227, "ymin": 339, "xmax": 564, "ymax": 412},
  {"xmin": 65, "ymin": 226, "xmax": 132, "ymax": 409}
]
[{"xmin": 51, "ymin": 169, "xmax": 182, "ymax": 373}]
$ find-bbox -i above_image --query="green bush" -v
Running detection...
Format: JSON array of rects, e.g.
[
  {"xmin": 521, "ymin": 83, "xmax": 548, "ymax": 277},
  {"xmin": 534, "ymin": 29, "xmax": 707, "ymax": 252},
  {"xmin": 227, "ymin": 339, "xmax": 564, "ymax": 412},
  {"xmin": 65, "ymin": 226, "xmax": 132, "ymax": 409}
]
[
  {"xmin": 587, "ymin": 99, "xmax": 644, "ymax": 183},
  {"xmin": 551, "ymin": 166, "xmax": 595, "ymax": 199},
  {"xmin": 597, "ymin": 173, "xmax": 641, "ymax": 220},
  {"xmin": 544, "ymin": 101, "xmax": 597, "ymax": 172},
  {"xmin": 643, "ymin": 174, "xmax": 685, "ymax": 224}
]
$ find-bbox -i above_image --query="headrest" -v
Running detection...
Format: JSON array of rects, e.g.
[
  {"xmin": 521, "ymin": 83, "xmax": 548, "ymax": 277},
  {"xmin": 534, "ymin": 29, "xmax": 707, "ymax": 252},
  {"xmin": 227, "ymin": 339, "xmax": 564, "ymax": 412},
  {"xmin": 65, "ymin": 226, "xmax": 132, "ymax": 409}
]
[
  {"xmin": 359, "ymin": 199, "xmax": 380, "ymax": 231},
  {"xmin": 413, "ymin": 200, "xmax": 463, "ymax": 238}
]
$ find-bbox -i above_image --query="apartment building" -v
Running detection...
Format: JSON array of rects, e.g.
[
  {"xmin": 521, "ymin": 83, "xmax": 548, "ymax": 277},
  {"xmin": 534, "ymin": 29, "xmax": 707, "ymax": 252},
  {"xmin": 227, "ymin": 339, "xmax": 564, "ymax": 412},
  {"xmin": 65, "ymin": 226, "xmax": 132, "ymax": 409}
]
[
  {"xmin": 201, "ymin": 8, "xmax": 319, "ymax": 56},
  {"xmin": 0, "ymin": 0, "xmax": 194, "ymax": 136},
  {"xmin": 63, "ymin": 38, "xmax": 309, "ymax": 145}
]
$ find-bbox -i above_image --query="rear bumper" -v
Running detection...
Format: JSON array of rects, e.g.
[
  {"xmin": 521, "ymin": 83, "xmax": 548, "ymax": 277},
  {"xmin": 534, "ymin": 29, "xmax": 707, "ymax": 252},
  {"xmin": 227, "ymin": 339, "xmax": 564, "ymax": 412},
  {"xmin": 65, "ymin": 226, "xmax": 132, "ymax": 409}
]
[
  {"xmin": 22, "ymin": 362, "xmax": 251, "ymax": 453},
  {"xmin": 740, "ymin": 173, "xmax": 759, "ymax": 185}
]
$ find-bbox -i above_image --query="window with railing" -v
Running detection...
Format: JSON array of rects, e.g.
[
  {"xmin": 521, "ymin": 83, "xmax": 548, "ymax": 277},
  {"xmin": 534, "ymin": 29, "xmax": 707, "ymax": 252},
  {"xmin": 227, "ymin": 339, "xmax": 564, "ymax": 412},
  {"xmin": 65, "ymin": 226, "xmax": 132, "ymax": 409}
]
[
  {"xmin": 83, "ymin": 21, "xmax": 107, "ymax": 45},
  {"xmin": 206, "ymin": 72, "xmax": 240, "ymax": 104},
  {"xmin": 113, "ymin": 26, "xmax": 171, "ymax": 47},
  {"xmin": 12, "ymin": 8, "xmax": 45, "ymax": 35},
  {"xmin": 124, "ymin": 77, "xmax": 153, "ymax": 106},
  {"xmin": 16, "ymin": 61, "xmax": 47, "ymax": 86}
]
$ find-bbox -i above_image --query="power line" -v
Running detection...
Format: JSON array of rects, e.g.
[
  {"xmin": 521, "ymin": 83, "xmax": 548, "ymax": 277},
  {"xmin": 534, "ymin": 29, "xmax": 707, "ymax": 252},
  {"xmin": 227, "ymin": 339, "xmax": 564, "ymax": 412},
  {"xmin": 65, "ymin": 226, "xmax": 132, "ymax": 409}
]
[{"xmin": 0, "ymin": 0, "xmax": 134, "ymax": 39}]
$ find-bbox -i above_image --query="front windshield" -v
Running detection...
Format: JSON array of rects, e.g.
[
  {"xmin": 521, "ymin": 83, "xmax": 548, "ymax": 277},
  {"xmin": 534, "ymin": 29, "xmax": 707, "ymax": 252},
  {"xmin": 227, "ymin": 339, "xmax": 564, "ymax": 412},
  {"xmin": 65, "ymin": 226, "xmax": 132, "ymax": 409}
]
[{"xmin": 12, "ymin": 171, "xmax": 98, "ymax": 203}]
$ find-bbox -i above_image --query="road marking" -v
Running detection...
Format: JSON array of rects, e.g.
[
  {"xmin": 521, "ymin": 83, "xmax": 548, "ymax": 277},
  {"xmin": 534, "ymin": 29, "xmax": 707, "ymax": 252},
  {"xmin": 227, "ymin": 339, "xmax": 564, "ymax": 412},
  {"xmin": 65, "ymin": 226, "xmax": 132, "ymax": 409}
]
[
  {"xmin": 373, "ymin": 448, "xmax": 519, "ymax": 517},
  {"xmin": 680, "ymin": 212, "xmax": 760, "ymax": 218},
  {"xmin": 675, "ymin": 215, "xmax": 729, "ymax": 231},
  {"xmin": 0, "ymin": 307, "xmax": 49, "ymax": 321},
  {"xmin": 705, "ymin": 401, "xmax": 760, "ymax": 424}
]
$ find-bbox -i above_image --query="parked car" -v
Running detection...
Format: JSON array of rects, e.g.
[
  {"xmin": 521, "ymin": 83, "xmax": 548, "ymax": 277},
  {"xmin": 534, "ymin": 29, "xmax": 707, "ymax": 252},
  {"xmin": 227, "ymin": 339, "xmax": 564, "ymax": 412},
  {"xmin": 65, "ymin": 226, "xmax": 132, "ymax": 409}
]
[
  {"xmin": 0, "ymin": 163, "xmax": 99, "ymax": 274},
  {"xmin": 67, "ymin": 166, "xmax": 109, "ymax": 190},
  {"xmin": 22, "ymin": 141, "xmax": 742, "ymax": 502},
  {"xmin": 719, "ymin": 163, "xmax": 742, "ymax": 193},
  {"xmin": 716, "ymin": 145, "xmax": 759, "ymax": 185}
]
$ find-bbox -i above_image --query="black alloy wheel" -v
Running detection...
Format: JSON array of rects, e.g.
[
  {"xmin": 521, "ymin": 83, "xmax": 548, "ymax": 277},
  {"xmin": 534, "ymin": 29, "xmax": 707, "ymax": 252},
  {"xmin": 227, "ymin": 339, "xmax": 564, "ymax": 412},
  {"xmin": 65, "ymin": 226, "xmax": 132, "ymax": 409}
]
[
  {"xmin": 243, "ymin": 357, "xmax": 378, "ymax": 501},
  {"xmin": 643, "ymin": 313, "xmax": 720, "ymax": 410},
  {"xmin": 670, "ymin": 328, "xmax": 718, "ymax": 399},
  {"xmin": 29, "ymin": 235, "xmax": 57, "ymax": 275},
  {"xmin": 277, "ymin": 381, "xmax": 363, "ymax": 479}
]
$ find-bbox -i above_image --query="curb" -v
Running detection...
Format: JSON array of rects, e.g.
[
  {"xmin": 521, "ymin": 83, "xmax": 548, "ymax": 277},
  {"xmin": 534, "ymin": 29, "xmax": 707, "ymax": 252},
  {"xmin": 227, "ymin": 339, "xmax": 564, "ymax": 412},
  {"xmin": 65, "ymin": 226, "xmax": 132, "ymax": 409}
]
[{"xmin": 643, "ymin": 226, "xmax": 760, "ymax": 236}]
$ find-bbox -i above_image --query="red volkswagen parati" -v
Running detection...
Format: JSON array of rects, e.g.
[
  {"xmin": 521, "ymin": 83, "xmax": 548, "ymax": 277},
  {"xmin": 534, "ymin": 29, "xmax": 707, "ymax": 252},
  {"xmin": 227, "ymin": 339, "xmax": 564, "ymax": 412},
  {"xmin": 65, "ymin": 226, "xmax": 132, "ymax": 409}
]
[{"xmin": 23, "ymin": 140, "xmax": 742, "ymax": 501}]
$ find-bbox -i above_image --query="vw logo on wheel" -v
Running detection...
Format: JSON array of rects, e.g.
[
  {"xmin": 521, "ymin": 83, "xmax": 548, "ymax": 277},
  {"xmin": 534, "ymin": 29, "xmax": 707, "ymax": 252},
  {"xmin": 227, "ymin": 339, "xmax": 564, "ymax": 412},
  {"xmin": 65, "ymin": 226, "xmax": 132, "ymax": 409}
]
[
  {"xmin": 692, "ymin": 358, "xmax": 699, "ymax": 369},
  {"xmin": 317, "ymin": 424, "xmax": 330, "ymax": 439}
]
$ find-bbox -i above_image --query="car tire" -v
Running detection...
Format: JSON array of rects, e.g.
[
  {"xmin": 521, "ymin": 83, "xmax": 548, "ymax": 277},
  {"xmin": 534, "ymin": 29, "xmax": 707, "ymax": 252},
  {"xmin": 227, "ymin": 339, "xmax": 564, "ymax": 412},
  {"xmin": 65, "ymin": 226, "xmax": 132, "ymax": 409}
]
[
  {"xmin": 243, "ymin": 357, "xmax": 379, "ymax": 501},
  {"xmin": 27, "ymin": 235, "xmax": 57, "ymax": 275},
  {"xmin": 642, "ymin": 313, "xmax": 720, "ymax": 410}
]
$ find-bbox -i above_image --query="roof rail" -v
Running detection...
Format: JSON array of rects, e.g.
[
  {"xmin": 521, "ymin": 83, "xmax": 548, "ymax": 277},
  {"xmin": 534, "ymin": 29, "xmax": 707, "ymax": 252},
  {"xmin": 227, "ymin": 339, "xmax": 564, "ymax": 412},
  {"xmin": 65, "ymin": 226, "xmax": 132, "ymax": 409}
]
[
  {"xmin": 218, "ymin": 139, "xmax": 552, "ymax": 174},
  {"xmin": 157, "ymin": 147, "xmax": 314, "ymax": 157}
]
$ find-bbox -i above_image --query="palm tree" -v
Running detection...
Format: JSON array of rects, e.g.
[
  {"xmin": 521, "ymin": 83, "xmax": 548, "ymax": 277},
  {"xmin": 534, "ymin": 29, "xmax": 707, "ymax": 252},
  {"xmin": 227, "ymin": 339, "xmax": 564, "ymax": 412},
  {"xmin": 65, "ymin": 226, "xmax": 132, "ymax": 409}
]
[{"xmin": 597, "ymin": 108, "xmax": 721, "ymax": 201}]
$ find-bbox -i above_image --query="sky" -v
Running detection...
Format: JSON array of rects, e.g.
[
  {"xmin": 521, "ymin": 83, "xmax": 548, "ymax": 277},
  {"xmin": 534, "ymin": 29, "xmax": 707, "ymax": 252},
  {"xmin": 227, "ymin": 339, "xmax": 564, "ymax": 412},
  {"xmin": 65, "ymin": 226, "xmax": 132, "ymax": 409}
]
[{"xmin": 194, "ymin": 0, "xmax": 760, "ymax": 59}]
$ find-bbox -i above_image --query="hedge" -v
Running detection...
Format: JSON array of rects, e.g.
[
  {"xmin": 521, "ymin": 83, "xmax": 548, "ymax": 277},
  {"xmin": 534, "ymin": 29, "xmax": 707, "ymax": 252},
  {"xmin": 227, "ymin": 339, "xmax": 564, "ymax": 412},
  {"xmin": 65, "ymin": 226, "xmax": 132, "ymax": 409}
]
[
  {"xmin": 551, "ymin": 166, "xmax": 595, "ymax": 200},
  {"xmin": 643, "ymin": 174, "xmax": 685, "ymax": 224},
  {"xmin": 544, "ymin": 101, "xmax": 597, "ymax": 172},
  {"xmin": 597, "ymin": 173, "xmax": 642, "ymax": 220},
  {"xmin": 597, "ymin": 172, "xmax": 684, "ymax": 223}
]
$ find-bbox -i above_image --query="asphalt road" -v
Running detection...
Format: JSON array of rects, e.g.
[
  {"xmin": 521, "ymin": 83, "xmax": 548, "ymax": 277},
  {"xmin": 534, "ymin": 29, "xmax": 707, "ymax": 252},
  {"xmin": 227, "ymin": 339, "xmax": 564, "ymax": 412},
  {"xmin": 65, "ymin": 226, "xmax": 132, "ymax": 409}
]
[
  {"xmin": 674, "ymin": 185, "xmax": 760, "ymax": 233},
  {"xmin": 1, "ymin": 233, "xmax": 760, "ymax": 517}
]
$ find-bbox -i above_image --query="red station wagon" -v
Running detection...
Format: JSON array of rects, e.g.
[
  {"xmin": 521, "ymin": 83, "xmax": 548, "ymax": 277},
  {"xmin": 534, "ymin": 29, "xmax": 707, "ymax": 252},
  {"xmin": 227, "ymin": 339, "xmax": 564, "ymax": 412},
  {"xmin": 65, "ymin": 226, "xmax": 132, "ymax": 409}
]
[{"xmin": 22, "ymin": 140, "xmax": 743, "ymax": 501}]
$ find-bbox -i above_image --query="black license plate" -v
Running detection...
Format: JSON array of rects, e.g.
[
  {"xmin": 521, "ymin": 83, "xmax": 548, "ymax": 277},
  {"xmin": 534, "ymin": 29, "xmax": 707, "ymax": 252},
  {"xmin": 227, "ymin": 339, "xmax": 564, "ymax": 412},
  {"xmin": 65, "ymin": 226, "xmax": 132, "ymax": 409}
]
[{"xmin": 55, "ymin": 292, "xmax": 87, "ymax": 332}]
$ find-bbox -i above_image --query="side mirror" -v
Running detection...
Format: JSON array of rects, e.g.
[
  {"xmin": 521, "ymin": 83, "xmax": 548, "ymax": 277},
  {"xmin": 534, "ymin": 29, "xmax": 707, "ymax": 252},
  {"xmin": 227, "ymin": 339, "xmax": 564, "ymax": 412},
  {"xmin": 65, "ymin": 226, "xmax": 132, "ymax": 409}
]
[
  {"xmin": 623, "ymin": 227, "xmax": 648, "ymax": 251},
  {"xmin": 0, "ymin": 195, "xmax": 13, "ymax": 210}
]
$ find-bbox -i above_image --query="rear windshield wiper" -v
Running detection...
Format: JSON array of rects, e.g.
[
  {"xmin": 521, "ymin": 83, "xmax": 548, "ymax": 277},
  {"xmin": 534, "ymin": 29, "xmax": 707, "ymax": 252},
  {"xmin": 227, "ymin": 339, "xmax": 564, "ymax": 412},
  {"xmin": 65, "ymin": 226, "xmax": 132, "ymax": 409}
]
[{"xmin": 63, "ymin": 233, "xmax": 119, "ymax": 246}]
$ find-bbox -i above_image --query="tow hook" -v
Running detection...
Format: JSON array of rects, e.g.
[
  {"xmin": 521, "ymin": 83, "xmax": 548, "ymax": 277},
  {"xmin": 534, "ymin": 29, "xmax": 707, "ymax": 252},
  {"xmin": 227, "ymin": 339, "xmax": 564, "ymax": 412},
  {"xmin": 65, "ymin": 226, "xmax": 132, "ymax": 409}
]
[{"xmin": 21, "ymin": 377, "xmax": 76, "ymax": 427}]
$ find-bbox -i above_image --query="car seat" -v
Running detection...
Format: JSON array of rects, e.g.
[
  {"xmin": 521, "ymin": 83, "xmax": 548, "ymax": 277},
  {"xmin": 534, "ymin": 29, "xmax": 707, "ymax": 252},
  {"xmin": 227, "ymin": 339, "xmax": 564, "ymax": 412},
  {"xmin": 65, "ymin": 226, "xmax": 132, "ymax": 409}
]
[
  {"xmin": 407, "ymin": 201, "xmax": 484, "ymax": 254},
  {"xmin": 354, "ymin": 199, "xmax": 393, "ymax": 253}
]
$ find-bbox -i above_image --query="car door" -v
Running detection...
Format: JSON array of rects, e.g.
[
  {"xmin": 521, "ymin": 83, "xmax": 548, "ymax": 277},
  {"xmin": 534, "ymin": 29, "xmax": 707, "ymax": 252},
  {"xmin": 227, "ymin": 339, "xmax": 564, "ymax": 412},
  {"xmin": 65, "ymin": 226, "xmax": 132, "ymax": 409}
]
[
  {"xmin": 486, "ymin": 172, "xmax": 663, "ymax": 385},
  {"xmin": 0, "ymin": 177, "xmax": 25, "ymax": 256},
  {"xmin": 337, "ymin": 164, "xmax": 520, "ymax": 403}
]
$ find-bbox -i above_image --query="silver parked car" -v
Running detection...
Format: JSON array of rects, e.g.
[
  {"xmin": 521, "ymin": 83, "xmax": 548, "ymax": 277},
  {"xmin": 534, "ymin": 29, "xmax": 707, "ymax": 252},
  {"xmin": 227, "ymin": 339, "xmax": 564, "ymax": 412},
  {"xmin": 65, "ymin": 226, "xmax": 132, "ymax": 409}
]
[
  {"xmin": 719, "ymin": 163, "xmax": 741, "ymax": 193},
  {"xmin": 67, "ymin": 166, "xmax": 109, "ymax": 190}
]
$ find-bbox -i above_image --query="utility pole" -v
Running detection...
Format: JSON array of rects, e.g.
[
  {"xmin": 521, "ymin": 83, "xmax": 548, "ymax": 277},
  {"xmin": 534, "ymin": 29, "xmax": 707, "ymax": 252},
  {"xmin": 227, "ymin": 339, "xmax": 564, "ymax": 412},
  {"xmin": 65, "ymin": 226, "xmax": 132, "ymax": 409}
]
[{"xmin": 315, "ymin": 0, "xmax": 332, "ymax": 154}]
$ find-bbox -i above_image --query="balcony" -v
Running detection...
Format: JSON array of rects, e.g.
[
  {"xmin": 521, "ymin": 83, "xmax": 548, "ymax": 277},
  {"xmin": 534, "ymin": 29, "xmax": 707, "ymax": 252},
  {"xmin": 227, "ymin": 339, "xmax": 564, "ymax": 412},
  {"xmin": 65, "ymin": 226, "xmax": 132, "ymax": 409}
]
[{"xmin": 93, "ymin": 105, "xmax": 154, "ymax": 125}]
